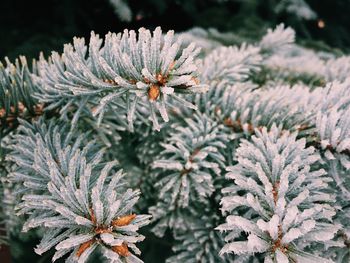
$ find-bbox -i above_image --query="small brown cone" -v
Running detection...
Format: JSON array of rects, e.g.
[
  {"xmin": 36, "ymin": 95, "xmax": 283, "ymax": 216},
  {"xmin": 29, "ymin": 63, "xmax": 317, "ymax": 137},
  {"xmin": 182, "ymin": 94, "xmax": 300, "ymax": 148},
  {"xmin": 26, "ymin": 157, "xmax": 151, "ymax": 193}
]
[
  {"xmin": 148, "ymin": 85, "xmax": 160, "ymax": 101},
  {"xmin": 112, "ymin": 243, "xmax": 130, "ymax": 257},
  {"xmin": 112, "ymin": 214, "xmax": 136, "ymax": 227}
]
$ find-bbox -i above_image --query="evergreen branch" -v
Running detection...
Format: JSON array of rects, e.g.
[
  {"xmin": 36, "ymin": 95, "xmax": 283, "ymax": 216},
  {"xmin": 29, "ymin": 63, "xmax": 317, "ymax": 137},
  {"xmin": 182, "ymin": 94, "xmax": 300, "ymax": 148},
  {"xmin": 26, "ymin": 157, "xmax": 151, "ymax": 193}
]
[
  {"xmin": 0, "ymin": 57, "xmax": 44, "ymax": 135},
  {"xmin": 36, "ymin": 27, "xmax": 208, "ymax": 131},
  {"xmin": 152, "ymin": 113, "xmax": 228, "ymax": 209},
  {"xmin": 217, "ymin": 125, "xmax": 338, "ymax": 262},
  {"xmin": 260, "ymin": 24, "xmax": 295, "ymax": 55},
  {"xmin": 7, "ymin": 119, "xmax": 151, "ymax": 262},
  {"xmin": 149, "ymin": 112, "xmax": 229, "ymax": 236}
]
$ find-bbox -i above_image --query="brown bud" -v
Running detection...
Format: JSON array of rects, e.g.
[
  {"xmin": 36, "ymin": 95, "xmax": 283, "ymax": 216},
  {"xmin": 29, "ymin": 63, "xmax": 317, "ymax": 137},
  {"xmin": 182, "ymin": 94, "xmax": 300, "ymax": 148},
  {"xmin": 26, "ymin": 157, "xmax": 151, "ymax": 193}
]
[
  {"xmin": 76, "ymin": 239, "xmax": 95, "ymax": 257},
  {"xmin": 180, "ymin": 168, "xmax": 192, "ymax": 176},
  {"xmin": 104, "ymin": 79, "xmax": 117, "ymax": 85},
  {"xmin": 297, "ymin": 124, "xmax": 309, "ymax": 131},
  {"xmin": 112, "ymin": 214, "xmax": 136, "ymax": 227},
  {"xmin": 148, "ymin": 84, "xmax": 160, "ymax": 101},
  {"xmin": 223, "ymin": 117, "xmax": 233, "ymax": 127},
  {"xmin": 156, "ymin": 73, "xmax": 167, "ymax": 85},
  {"xmin": 156, "ymin": 74, "xmax": 163, "ymax": 83},
  {"xmin": 6, "ymin": 116, "xmax": 16, "ymax": 127},
  {"xmin": 34, "ymin": 103, "xmax": 44, "ymax": 115},
  {"xmin": 247, "ymin": 123, "xmax": 255, "ymax": 133},
  {"xmin": 189, "ymin": 148, "xmax": 200, "ymax": 162},
  {"xmin": 112, "ymin": 243, "xmax": 130, "ymax": 257}
]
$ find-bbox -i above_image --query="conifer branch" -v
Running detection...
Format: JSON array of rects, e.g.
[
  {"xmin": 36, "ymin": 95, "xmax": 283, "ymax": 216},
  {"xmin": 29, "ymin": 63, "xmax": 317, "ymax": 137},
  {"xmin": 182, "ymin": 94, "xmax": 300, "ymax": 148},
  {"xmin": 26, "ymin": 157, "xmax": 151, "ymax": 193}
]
[
  {"xmin": 36, "ymin": 27, "xmax": 208, "ymax": 131},
  {"xmin": 217, "ymin": 126, "xmax": 339, "ymax": 262},
  {"xmin": 6, "ymin": 119, "xmax": 150, "ymax": 262}
]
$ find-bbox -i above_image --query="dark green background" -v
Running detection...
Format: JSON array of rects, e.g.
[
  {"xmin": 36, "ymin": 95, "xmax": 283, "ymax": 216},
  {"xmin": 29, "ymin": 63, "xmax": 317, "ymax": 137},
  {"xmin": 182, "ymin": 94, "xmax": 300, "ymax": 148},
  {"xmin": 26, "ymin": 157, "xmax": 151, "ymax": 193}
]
[{"xmin": 1, "ymin": 0, "xmax": 350, "ymax": 62}]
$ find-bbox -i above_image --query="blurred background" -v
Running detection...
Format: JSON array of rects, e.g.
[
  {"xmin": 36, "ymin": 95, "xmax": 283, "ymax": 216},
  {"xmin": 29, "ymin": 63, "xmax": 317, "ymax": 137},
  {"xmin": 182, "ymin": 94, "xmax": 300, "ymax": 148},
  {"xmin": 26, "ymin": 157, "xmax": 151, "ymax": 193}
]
[{"xmin": 1, "ymin": 0, "xmax": 350, "ymax": 62}]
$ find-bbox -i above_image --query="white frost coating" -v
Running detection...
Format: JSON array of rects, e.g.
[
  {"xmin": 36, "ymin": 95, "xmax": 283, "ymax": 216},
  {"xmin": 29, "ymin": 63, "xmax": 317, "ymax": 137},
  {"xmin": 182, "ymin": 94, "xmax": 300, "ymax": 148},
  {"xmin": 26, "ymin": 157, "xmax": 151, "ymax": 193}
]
[
  {"xmin": 36, "ymin": 27, "xmax": 208, "ymax": 131},
  {"xmin": 218, "ymin": 126, "xmax": 338, "ymax": 261},
  {"xmin": 100, "ymin": 233, "xmax": 123, "ymax": 246},
  {"xmin": 6, "ymin": 120, "xmax": 151, "ymax": 262},
  {"xmin": 4, "ymin": 21, "xmax": 350, "ymax": 263},
  {"xmin": 150, "ymin": 112, "xmax": 228, "ymax": 211},
  {"xmin": 260, "ymin": 24, "xmax": 295, "ymax": 53},
  {"xmin": 55, "ymin": 234, "xmax": 94, "ymax": 250}
]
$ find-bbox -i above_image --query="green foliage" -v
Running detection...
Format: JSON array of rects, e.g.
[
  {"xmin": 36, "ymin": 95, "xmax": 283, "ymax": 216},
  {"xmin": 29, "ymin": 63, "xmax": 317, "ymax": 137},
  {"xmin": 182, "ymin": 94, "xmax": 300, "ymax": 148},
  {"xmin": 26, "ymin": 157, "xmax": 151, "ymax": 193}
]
[{"xmin": 0, "ymin": 57, "xmax": 42, "ymax": 136}]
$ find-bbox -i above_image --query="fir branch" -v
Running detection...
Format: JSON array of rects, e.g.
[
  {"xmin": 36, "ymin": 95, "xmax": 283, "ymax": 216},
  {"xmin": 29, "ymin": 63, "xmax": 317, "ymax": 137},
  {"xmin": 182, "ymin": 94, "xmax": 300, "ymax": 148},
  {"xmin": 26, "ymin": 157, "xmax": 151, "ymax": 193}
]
[
  {"xmin": 217, "ymin": 125, "xmax": 338, "ymax": 262},
  {"xmin": 275, "ymin": 0, "xmax": 317, "ymax": 20},
  {"xmin": 149, "ymin": 113, "xmax": 229, "ymax": 237},
  {"xmin": 152, "ymin": 113, "xmax": 228, "ymax": 209},
  {"xmin": 212, "ymin": 83, "xmax": 314, "ymax": 138},
  {"xmin": 7, "ymin": 119, "xmax": 151, "ymax": 262},
  {"xmin": 0, "ymin": 56, "xmax": 43, "ymax": 135},
  {"xmin": 166, "ymin": 211, "xmax": 233, "ymax": 263},
  {"xmin": 36, "ymin": 27, "xmax": 208, "ymax": 131},
  {"xmin": 2, "ymin": 21, "xmax": 350, "ymax": 263},
  {"xmin": 260, "ymin": 24, "xmax": 295, "ymax": 55},
  {"xmin": 200, "ymin": 44, "xmax": 262, "ymax": 85},
  {"xmin": 314, "ymin": 106, "xmax": 350, "ymax": 166}
]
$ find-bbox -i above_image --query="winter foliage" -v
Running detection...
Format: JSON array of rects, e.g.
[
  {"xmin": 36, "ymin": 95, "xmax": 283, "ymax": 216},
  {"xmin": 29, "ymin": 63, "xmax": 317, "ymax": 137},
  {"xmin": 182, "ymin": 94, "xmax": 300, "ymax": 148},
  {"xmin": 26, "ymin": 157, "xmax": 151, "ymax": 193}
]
[
  {"xmin": 35, "ymin": 27, "xmax": 208, "ymax": 131},
  {"xmin": 0, "ymin": 56, "xmax": 42, "ymax": 135},
  {"xmin": 0, "ymin": 22, "xmax": 350, "ymax": 263},
  {"xmin": 217, "ymin": 126, "xmax": 338, "ymax": 262},
  {"xmin": 4, "ymin": 119, "xmax": 151, "ymax": 262}
]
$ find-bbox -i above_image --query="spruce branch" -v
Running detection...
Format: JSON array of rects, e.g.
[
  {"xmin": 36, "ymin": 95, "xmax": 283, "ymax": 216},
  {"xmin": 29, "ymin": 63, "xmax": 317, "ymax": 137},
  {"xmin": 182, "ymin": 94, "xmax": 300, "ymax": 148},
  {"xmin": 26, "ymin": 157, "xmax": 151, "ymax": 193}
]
[
  {"xmin": 200, "ymin": 44, "xmax": 262, "ymax": 85},
  {"xmin": 217, "ymin": 125, "xmax": 338, "ymax": 262},
  {"xmin": 166, "ymin": 200, "xmax": 235, "ymax": 263},
  {"xmin": 324, "ymin": 56, "xmax": 350, "ymax": 82},
  {"xmin": 7, "ymin": 119, "xmax": 151, "ymax": 262},
  {"xmin": 316, "ymin": 108, "xmax": 350, "ymax": 157},
  {"xmin": 260, "ymin": 24, "xmax": 295, "ymax": 55},
  {"xmin": 208, "ymin": 83, "xmax": 314, "ymax": 138},
  {"xmin": 0, "ymin": 56, "xmax": 43, "ymax": 135},
  {"xmin": 1, "ymin": 21, "xmax": 350, "ymax": 263},
  {"xmin": 36, "ymin": 27, "xmax": 208, "ymax": 131},
  {"xmin": 6, "ymin": 118, "xmax": 104, "ymax": 212},
  {"xmin": 149, "ymin": 113, "xmax": 229, "ymax": 237},
  {"xmin": 152, "ymin": 113, "xmax": 228, "ymax": 209}
]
